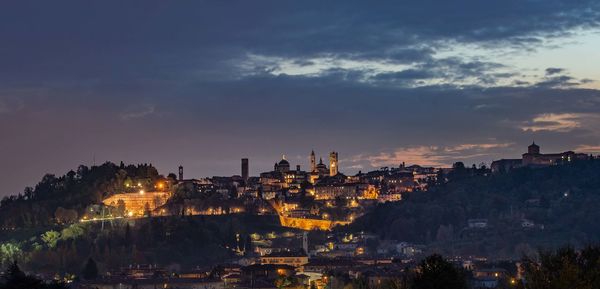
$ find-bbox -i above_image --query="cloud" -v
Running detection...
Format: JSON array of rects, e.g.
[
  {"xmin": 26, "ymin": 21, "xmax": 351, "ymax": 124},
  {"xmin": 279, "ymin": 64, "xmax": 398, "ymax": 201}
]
[
  {"xmin": 350, "ymin": 142, "xmax": 514, "ymax": 168},
  {"xmin": 520, "ymin": 113, "xmax": 583, "ymax": 132},
  {"xmin": 2, "ymin": 1, "xmax": 600, "ymax": 197},
  {"xmin": 575, "ymin": 144, "xmax": 600, "ymax": 153},
  {"xmin": 546, "ymin": 67, "xmax": 565, "ymax": 75},
  {"xmin": 243, "ymin": 53, "xmax": 518, "ymax": 88},
  {"xmin": 534, "ymin": 68, "xmax": 593, "ymax": 88},
  {"xmin": 120, "ymin": 104, "xmax": 156, "ymax": 120},
  {"xmin": 1, "ymin": 1, "xmax": 599, "ymax": 89}
]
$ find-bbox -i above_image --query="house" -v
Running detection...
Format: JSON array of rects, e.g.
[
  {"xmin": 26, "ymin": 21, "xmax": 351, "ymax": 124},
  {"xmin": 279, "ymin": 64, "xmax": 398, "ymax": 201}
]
[
  {"xmin": 82, "ymin": 277, "xmax": 224, "ymax": 289},
  {"xmin": 468, "ymin": 219, "xmax": 489, "ymax": 229},
  {"xmin": 260, "ymin": 250, "xmax": 309, "ymax": 269},
  {"xmin": 521, "ymin": 219, "xmax": 535, "ymax": 228},
  {"xmin": 238, "ymin": 264, "xmax": 296, "ymax": 289}
]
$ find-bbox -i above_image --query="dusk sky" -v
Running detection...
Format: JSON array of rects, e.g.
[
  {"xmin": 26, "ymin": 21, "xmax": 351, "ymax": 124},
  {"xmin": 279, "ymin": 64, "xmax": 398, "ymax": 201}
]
[{"xmin": 2, "ymin": 1, "xmax": 600, "ymax": 197}]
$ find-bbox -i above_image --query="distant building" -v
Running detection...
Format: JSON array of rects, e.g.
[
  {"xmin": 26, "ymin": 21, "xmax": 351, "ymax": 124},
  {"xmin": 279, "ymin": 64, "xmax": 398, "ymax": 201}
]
[
  {"xmin": 260, "ymin": 250, "xmax": 309, "ymax": 268},
  {"xmin": 468, "ymin": 219, "xmax": 489, "ymax": 229},
  {"xmin": 274, "ymin": 156, "xmax": 290, "ymax": 173},
  {"xmin": 239, "ymin": 264, "xmax": 296, "ymax": 289},
  {"xmin": 316, "ymin": 158, "xmax": 328, "ymax": 177},
  {"xmin": 102, "ymin": 191, "xmax": 171, "ymax": 217},
  {"xmin": 241, "ymin": 158, "xmax": 249, "ymax": 181},
  {"xmin": 329, "ymin": 151, "xmax": 339, "ymax": 176},
  {"xmin": 491, "ymin": 142, "xmax": 589, "ymax": 173},
  {"xmin": 314, "ymin": 183, "xmax": 365, "ymax": 200}
]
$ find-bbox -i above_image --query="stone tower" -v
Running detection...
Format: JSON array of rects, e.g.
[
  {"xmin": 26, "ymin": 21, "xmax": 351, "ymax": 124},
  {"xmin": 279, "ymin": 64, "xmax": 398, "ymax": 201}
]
[
  {"xmin": 178, "ymin": 165, "xmax": 183, "ymax": 181},
  {"xmin": 329, "ymin": 151, "xmax": 338, "ymax": 176},
  {"xmin": 241, "ymin": 158, "xmax": 249, "ymax": 181},
  {"xmin": 310, "ymin": 150, "xmax": 316, "ymax": 172}
]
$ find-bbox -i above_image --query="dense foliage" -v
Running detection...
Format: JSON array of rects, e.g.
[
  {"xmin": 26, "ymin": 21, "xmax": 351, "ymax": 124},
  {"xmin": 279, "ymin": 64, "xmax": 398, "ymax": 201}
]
[
  {"xmin": 519, "ymin": 245, "xmax": 600, "ymax": 289},
  {"xmin": 1, "ymin": 214, "xmax": 282, "ymax": 276},
  {"xmin": 412, "ymin": 254, "xmax": 468, "ymax": 289},
  {"xmin": 0, "ymin": 262, "xmax": 67, "ymax": 289},
  {"xmin": 348, "ymin": 159, "xmax": 600, "ymax": 258},
  {"xmin": 0, "ymin": 162, "xmax": 160, "ymax": 228}
]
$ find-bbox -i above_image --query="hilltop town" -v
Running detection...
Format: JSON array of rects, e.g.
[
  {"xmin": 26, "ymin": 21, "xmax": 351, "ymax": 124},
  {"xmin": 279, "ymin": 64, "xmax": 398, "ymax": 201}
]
[
  {"xmin": 1, "ymin": 143, "xmax": 598, "ymax": 289},
  {"xmin": 99, "ymin": 150, "xmax": 438, "ymax": 231}
]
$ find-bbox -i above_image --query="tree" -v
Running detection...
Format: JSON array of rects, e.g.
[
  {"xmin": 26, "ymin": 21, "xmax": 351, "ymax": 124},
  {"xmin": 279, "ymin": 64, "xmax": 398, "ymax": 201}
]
[
  {"xmin": 41, "ymin": 231, "xmax": 60, "ymax": 249},
  {"xmin": 520, "ymin": 245, "xmax": 600, "ymax": 289},
  {"xmin": 0, "ymin": 243, "xmax": 24, "ymax": 268},
  {"xmin": 411, "ymin": 254, "xmax": 467, "ymax": 289},
  {"xmin": 60, "ymin": 224, "xmax": 85, "ymax": 240},
  {"xmin": 244, "ymin": 234, "xmax": 253, "ymax": 255},
  {"xmin": 124, "ymin": 223, "xmax": 132, "ymax": 246},
  {"xmin": 144, "ymin": 202, "xmax": 152, "ymax": 217},
  {"xmin": 116, "ymin": 199, "xmax": 127, "ymax": 217},
  {"xmin": 0, "ymin": 261, "xmax": 68, "ymax": 289},
  {"xmin": 54, "ymin": 207, "xmax": 78, "ymax": 224},
  {"xmin": 81, "ymin": 257, "xmax": 98, "ymax": 280}
]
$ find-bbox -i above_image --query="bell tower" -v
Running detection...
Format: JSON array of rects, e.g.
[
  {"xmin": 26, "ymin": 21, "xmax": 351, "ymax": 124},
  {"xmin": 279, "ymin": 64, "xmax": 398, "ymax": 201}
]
[
  {"xmin": 528, "ymin": 142, "xmax": 540, "ymax": 155},
  {"xmin": 178, "ymin": 165, "xmax": 184, "ymax": 181},
  {"xmin": 329, "ymin": 151, "xmax": 338, "ymax": 176}
]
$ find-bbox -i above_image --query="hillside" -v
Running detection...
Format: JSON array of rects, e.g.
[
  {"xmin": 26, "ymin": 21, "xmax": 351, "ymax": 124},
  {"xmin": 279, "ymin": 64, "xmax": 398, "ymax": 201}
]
[
  {"xmin": 346, "ymin": 159, "xmax": 600, "ymax": 259},
  {"xmin": 0, "ymin": 162, "xmax": 160, "ymax": 228}
]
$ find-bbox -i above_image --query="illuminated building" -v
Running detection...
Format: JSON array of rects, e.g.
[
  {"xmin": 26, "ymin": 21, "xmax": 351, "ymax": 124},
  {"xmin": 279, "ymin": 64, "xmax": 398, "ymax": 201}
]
[
  {"xmin": 260, "ymin": 251, "xmax": 309, "ymax": 268},
  {"xmin": 329, "ymin": 151, "xmax": 338, "ymax": 176},
  {"xmin": 377, "ymin": 192, "xmax": 402, "ymax": 203},
  {"xmin": 361, "ymin": 185, "xmax": 379, "ymax": 200},
  {"xmin": 316, "ymin": 158, "xmax": 328, "ymax": 176},
  {"xmin": 102, "ymin": 191, "xmax": 171, "ymax": 217},
  {"xmin": 274, "ymin": 156, "xmax": 290, "ymax": 173},
  {"xmin": 240, "ymin": 264, "xmax": 295, "ymax": 286},
  {"xmin": 314, "ymin": 183, "xmax": 365, "ymax": 200}
]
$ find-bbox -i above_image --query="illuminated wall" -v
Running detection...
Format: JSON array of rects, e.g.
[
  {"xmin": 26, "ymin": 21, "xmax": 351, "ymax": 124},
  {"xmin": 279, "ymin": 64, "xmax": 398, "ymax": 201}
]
[{"xmin": 103, "ymin": 191, "xmax": 171, "ymax": 216}]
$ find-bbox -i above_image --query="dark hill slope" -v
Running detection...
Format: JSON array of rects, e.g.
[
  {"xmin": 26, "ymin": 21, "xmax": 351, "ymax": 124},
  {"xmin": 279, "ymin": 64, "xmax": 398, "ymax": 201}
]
[{"xmin": 346, "ymin": 159, "xmax": 600, "ymax": 258}]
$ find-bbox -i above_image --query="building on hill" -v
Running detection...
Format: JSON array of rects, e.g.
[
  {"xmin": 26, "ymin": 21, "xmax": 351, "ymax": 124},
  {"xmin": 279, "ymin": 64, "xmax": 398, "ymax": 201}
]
[
  {"xmin": 274, "ymin": 156, "xmax": 290, "ymax": 173},
  {"xmin": 102, "ymin": 191, "xmax": 171, "ymax": 217},
  {"xmin": 239, "ymin": 264, "xmax": 296, "ymax": 288},
  {"xmin": 329, "ymin": 151, "xmax": 339, "ymax": 176},
  {"xmin": 260, "ymin": 250, "xmax": 309, "ymax": 269},
  {"xmin": 491, "ymin": 142, "xmax": 589, "ymax": 173}
]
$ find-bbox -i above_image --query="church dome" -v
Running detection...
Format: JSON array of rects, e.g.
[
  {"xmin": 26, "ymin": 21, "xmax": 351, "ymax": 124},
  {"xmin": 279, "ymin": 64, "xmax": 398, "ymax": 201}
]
[
  {"xmin": 528, "ymin": 142, "xmax": 540, "ymax": 154},
  {"xmin": 278, "ymin": 159, "xmax": 290, "ymax": 166}
]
